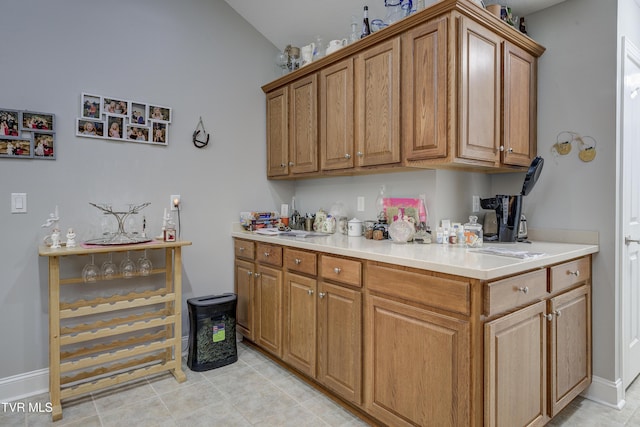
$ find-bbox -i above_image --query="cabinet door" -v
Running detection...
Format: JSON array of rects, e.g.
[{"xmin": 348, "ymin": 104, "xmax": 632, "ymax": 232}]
[
  {"xmin": 320, "ymin": 58, "xmax": 355, "ymax": 170},
  {"xmin": 548, "ymin": 284, "xmax": 591, "ymax": 417},
  {"xmin": 318, "ymin": 282, "xmax": 362, "ymax": 405},
  {"xmin": 458, "ymin": 17, "xmax": 501, "ymax": 165},
  {"xmin": 402, "ymin": 16, "xmax": 448, "ymax": 160},
  {"xmin": 234, "ymin": 259, "xmax": 254, "ymax": 341},
  {"xmin": 503, "ymin": 42, "xmax": 537, "ymax": 167},
  {"xmin": 355, "ymin": 38, "xmax": 401, "ymax": 167},
  {"xmin": 365, "ymin": 294, "xmax": 469, "ymax": 426},
  {"xmin": 485, "ymin": 300, "xmax": 548, "ymax": 427},
  {"xmin": 266, "ymin": 87, "xmax": 289, "ymax": 177},
  {"xmin": 256, "ymin": 265, "xmax": 283, "ymax": 357},
  {"xmin": 289, "ymin": 75, "xmax": 318, "ymax": 174},
  {"xmin": 283, "ymin": 273, "xmax": 317, "ymax": 377}
]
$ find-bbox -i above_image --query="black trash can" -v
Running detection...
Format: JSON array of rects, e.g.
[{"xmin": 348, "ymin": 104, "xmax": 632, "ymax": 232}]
[{"xmin": 187, "ymin": 293, "xmax": 238, "ymax": 371}]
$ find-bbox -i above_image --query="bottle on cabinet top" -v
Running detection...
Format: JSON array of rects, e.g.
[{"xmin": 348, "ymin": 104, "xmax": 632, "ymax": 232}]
[{"xmin": 361, "ymin": 6, "xmax": 371, "ymax": 38}]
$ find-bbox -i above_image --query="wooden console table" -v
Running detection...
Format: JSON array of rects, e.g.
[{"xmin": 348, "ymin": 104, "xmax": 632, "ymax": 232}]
[{"xmin": 38, "ymin": 240, "xmax": 191, "ymax": 421}]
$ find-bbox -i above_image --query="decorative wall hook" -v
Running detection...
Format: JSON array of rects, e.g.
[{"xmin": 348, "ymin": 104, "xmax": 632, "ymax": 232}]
[{"xmin": 192, "ymin": 116, "xmax": 210, "ymax": 148}]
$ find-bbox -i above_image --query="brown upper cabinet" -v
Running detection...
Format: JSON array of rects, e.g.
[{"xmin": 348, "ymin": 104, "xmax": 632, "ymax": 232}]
[{"xmin": 262, "ymin": 0, "xmax": 545, "ymax": 179}]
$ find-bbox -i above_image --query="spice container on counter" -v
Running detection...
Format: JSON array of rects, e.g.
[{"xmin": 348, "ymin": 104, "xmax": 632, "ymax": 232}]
[
  {"xmin": 364, "ymin": 220, "xmax": 376, "ymax": 239},
  {"xmin": 464, "ymin": 216, "xmax": 483, "ymax": 248}
]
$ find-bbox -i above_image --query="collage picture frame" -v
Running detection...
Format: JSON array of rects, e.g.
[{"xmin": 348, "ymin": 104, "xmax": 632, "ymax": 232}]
[
  {"xmin": 0, "ymin": 108, "xmax": 56, "ymax": 159},
  {"xmin": 76, "ymin": 93, "xmax": 171, "ymax": 146}
]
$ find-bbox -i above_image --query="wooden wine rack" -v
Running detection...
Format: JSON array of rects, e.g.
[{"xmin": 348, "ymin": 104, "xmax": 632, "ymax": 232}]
[{"xmin": 38, "ymin": 240, "xmax": 191, "ymax": 421}]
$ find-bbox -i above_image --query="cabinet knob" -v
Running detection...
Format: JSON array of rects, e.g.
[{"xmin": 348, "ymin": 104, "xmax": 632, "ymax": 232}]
[
  {"xmin": 254, "ymin": 272, "xmax": 261, "ymax": 278},
  {"xmin": 280, "ymin": 163, "xmax": 286, "ymax": 168},
  {"xmin": 247, "ymin": 271, "xmax": 253, "ymax": 276},
  {"xmin": 289, "ymin": 161, "xmax": 294, "ymax": 166},
  {"xmin": 344, "ymin": 153, "xmax": 351, "ymax": 159},
  {"xmin": 544, "ymin": 313, "xmax": 554, "ymax": 321},
  {"xmin": 308, "ymin": 289, "xmax": 314, "ymax": 296},
  {"xmin": 499, "ymin": 146, "xmax": 505, "ymax": 152},
  {"xmin": 554, "ymin": 310, "xmax": 562, "ymax": 317},
  {"xmin": 238, "ymin": 247, "xmax": 245, "ymax": 252},
  {"xmin": 334, "ymin": 267, "xmax": 341, "ymax": 274},
  {"xmin": 507, "ymin": 148, "xmax": 514, "ymax": 153},
  {"xmin": 319, "ymin": 292, "xmax": 326, "ymax": 299},
  {"xmin": 357, "ymin": 151, "xmax": 364, "ymax": 157},
  {"xmin": 264, "ymin": 252, "xmax": 270, "ymax": 257},
  {"xmin": 518, "ymin": 286, "xmax": 529, "ymax": 294},
  {"xmin": 569, "ymin": 270, "xmax": 580, "ymax": 277},
  {"xmin": 295, "ymin": 258, "xmax": 302, "ymax": 265}
]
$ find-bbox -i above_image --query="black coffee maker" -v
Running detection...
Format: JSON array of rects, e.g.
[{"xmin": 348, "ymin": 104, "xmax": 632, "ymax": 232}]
[{"xmin": 481, "ymin": 156, "xmax": 544, "ymax": 242}]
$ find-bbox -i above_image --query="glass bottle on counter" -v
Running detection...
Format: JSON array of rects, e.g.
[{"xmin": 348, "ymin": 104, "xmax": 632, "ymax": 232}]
[{"xmin": 464, "ymin": 216, "xmax": 483, "ymax": 248}]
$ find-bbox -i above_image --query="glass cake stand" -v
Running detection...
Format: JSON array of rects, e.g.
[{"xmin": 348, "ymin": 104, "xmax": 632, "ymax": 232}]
[{"xmin": 84, "ymin": 202, "xmax": 152, "ymax": 245}]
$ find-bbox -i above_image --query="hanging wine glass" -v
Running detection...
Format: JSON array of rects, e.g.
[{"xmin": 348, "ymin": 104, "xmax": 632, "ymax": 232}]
[
  {"xmin": 120, "ymin": 251, "xmax": 136, "ymax": 279},
  {"xmin": 82, "ymin": 255, "xmax": 99, "ymax": 283},
  {"xmin": 101, "ymin": 252, "xmax": 117, "ymax": 280},
  {"xmin": 137, "ymin": 249, "xmax": 153, "ymax": 276}
]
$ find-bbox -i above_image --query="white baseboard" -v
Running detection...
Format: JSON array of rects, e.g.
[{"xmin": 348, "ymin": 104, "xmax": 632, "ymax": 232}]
[
  {"xmin": 1, "ymin": 336, "xmax": 191, "ymax": 403},
  {"xmin": 582, "ymin": 375, "xmax": 626, "ymax": 409},
  {"xmin": 0, "ymin": 368, "xmax": 48, "ymax": 403}
]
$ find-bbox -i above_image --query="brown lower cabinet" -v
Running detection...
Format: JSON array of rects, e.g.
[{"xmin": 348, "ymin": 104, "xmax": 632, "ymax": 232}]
[{"xmin": 233, "ymin": 238, "xmax": 592, "ymax": 427}]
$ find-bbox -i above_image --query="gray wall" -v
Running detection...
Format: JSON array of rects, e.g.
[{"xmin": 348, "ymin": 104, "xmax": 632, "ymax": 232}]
[{"xmin": 0, "ymin": 0, "xmax": 293, "ymax": 379}]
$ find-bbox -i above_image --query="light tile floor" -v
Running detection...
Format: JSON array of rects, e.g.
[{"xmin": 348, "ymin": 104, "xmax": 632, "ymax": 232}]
[{"xmin": 2, "ymin": 341, "xmax": 640, "ymax": 426}]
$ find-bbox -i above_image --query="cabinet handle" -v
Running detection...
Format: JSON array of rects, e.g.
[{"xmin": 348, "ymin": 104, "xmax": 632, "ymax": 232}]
[
  {"xmin": 289, "ymin": 161, "xmax": 294, "ymax": 166},
  {"xmin": 264, "ymin": 252, "xmax": 270, "ymax": 257},
  {"xmin": 247, "ymin": 271, "xmax": 253, "ymax": 276},
  {"xmin": 254, "ymin": 272, "xmax": 261, "ymax": 278},
  {"xmin": 357, "ymin": 151, "xmax": 363, "ymax": 157},
  {"xmin": 308, "ymin": 289, "xmax": 314, "ymax": 296},
  {"xmin": 507, "ymin": 148, "xmax": 514, "ymax": 153},
  {"xmin": 319, "ymin": 292, "xmax": 326, "ymax": 299},
  {"xmin": 569, "ymin": 270, "xmax": 580, "ymax": 277},
  {"xmin": 544, "ymin": 313, "xmax": 554, "ymax": 321},
  {"xmin": 499, "ymin": 145, "xmax": 505, "ymax": 152},
  {"xmin": 280, "ymin": 163, "xmax": 286, "ymax": 168},
  {"xmin": 344, "ymin": 153, "xmax": 351, "ymax": 159},
  {"xmin": 518, "ymin": 286, "xmax": 529, "ymax": 294},
  {"xmin": 554, "ymin": 310, "xmax": 562, "ymax": 317},
  {"xmin": 294, "ymin": 258, "xmax": 302, "ymax": 265},
  {"xmin": 239, "ymin": 247, "xmax": 245, "ymax": 252},
  {"xmin": 334, "ymin": 267, "xmax": 341, "ymax": 274}
]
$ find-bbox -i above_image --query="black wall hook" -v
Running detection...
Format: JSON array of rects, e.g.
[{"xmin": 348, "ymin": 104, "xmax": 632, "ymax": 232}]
[{"xmin": 192, "ymin": 117, "xmax": 210, "ymax": 148}]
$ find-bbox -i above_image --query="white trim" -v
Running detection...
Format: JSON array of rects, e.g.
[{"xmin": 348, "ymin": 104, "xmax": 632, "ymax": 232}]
[
  {"xmin": 582, "ymin": 375, "xmax": 626, "ymax": 410},
  {"xmin": 0, "ymin": 368, "xmax": 48, "ymax": 403}
]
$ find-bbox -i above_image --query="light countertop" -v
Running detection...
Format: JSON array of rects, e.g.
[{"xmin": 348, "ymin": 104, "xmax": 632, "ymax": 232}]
[{"xmin": 231, "ymin": 225, "xmax": 598, "ymax": 281}]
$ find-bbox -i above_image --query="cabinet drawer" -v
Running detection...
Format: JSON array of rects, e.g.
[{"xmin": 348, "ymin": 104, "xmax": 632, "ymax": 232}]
[
  {"xmin": 256, "ymin": 243, "xmax": 283, "ymax": 266},
  {"xmin": 234, "ymin": 239, "xmax": 255, "ymax": 260},
  {"xmin": 284, "ymin": 248, "xmax": 317, "ymax": 276},
  {"xmin": 484, "ymin": 269, "xmax": 547, "ymax": 317},
  {"xmin": 549, "ymin": 256, "xmax": 591, "ymax": 294},
  {"xmin": 320, "ymin": 255, "xmax": 362, "ymax": 287},
  {"xmin": 367, "ymin": 262, "xmax": 471, "ymax": 315}
]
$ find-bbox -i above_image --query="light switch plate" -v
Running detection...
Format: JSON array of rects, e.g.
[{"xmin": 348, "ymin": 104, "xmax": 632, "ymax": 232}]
[
  {"xmin": 11, "ymin": 193, "xmax": 27, "ymax": 213},
  {"xmin": 357, "ymin": 196, "xmax": 365, "ymax": 212}
]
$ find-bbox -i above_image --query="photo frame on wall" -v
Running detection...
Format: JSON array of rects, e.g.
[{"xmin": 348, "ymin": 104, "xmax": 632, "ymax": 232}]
[
  {"xmin": 126, "ymin": 124, "xmax": 149, "ymax": 142},
  {"xmin": 103, "ymin": 97, "xmax": 129, "ymax": 117},
  {"xmin": 81, "ymin": 93, "xmax": 102, "ymax": 119},
  {"xmin": 106, "ymin": 116, "xmax": 124, "ymax": 140},
  {"xmin": 148, "ymin": 105, "xmax": 171, "ymax": 123},
  {"xmin": 76, "ymin": 92, "xmax": 171, "ymax": 147},
  {"xmin": 0, "ymin": 136, "xmax": 33, "ymax": 158},
  {"xmin": 76, "ymin": 118, "xmax": 105, "ymax": 138},
  {"xmin": 150, "ymin": 121, "xmax": 168, "ymax": 145},
  {"xmin": 21, "ymin": 111, "xmax": 55, "ymax": 132},
  {"xmin": 130, "ymin": 102, "xmax": 147, "ymax": 126},
  {"xmin": 0, "ymin": 109, "xmax": 21, "ymax": 138},
  {"xmin": 33, "ymin": 132, "xmax": 55, "ymax": 159}
]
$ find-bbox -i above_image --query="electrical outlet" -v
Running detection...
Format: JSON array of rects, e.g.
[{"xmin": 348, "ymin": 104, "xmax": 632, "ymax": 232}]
[
  {"xmin": 170, "ymin": 195, "xmax": 181, "ymax": 210},
  {"xmin": 472, "ymin": 195, "xmax": 480, "ymax": 213},
  {"xmin": 357, "ymin": 196, "xmax": 365, "ymax": 212}
]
